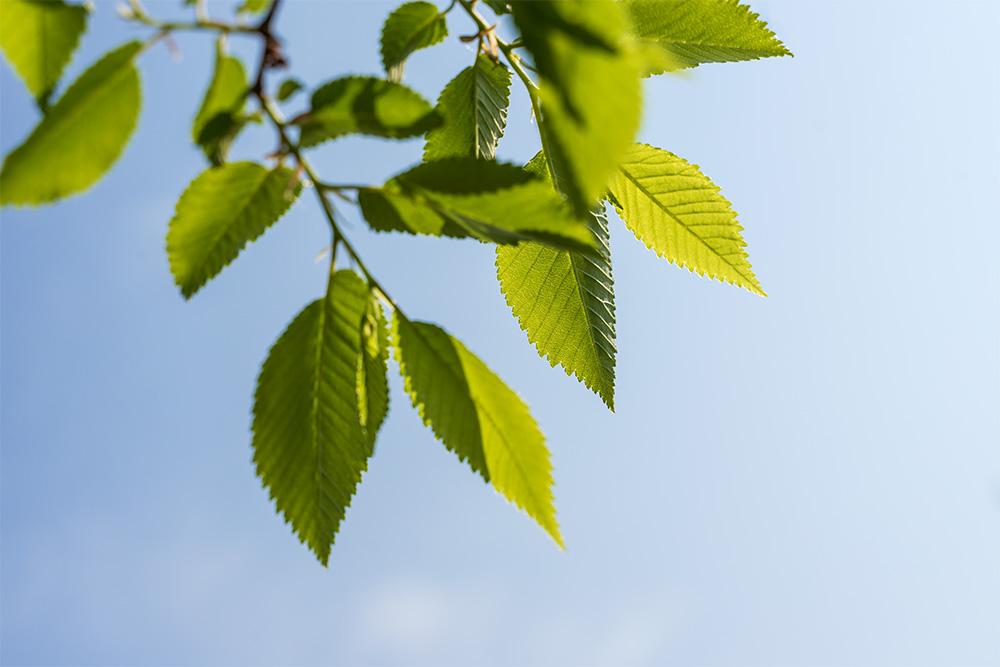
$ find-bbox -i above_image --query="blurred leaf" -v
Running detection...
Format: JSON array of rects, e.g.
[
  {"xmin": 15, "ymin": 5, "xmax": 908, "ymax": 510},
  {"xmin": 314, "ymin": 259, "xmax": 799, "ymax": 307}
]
[
  {"xmin": 482, "ymin": 0, "xmax": 510, "ymax": 15},
  {"xmin": 166, "ymin": 162, "xmax": 301, "ymax": 298},
  {"xmin": 253, "ymin": 270, "xmax": 373, "ymax": 566},
  {"xmin": 0, "ymin": 41, "xmax": 142, "ymax": 207},
  {"xmin": 0, "ymin": 0, "xmax": 89, "ymax": 110},
  {"xmin": 621, "ymin": 0, "xmax": 791, "ymax": 74},
  {"xmin": 295, "ymin": 76, "xmax": 440, "ymax": 147},
  {"xmin": 192, "ymin": 40, "xmax": 248, "ymax": 165},
  {"xmin": 276, "ymin": 77, "xmax": 304, "ymax": 102},
  {"xmin": 393, "ymin": 313, "xmax": 563, "ymax": 547},
  {"xmin": 496, "ymin": 153, "xmax": 616, "ymax": 408},
  {"xmin": 511, "ymin": 0, "xmax": 642, "ymax": 218},
  {"xmin": 359, "ymin": 158, "xmax": 595, "ymax": 251},
  {"xmin": 380, "ymin": 1, "xmax": 448, "ymax": 82},
  {"xmin": 608, "ymin": 143, "xmax": 765, "ymax": 295},
  {"xmin": 424, "ymin": 53, "xmax": 512, "ymax": 161},
  {"xmin": 237, "ymin": 0, "xmax": 272, "ymax": 14}
]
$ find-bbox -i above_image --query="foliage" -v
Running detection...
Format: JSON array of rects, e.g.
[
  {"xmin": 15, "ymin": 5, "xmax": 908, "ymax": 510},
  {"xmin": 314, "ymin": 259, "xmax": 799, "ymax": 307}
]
[
  {"xmin": 0, "ymin": 0, "xmax": 790, "ymax": 566},
  {"xmin": 0, "ymin": 0, "xmax": 88, "ymax": 110},
  {"xmin": 167, "ymin": 162, "xmax": 301, "ymax": 298},
  {"xmin": 1, "ymin": 40, "xmax": 142, "ymax": 205}
]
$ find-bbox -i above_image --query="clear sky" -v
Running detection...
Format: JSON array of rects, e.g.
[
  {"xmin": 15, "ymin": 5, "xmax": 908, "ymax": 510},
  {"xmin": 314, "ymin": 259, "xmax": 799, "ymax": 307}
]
[{"xmin": 2, "ymin": 1, "xmax": 999, "ymax": 665}]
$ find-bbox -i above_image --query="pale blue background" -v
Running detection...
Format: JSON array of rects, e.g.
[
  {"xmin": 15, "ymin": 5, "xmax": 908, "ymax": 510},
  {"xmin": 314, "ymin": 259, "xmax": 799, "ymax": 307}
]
[{"xmin": 2, "ymin": 1, "xmax": 999, "ymax": 665}]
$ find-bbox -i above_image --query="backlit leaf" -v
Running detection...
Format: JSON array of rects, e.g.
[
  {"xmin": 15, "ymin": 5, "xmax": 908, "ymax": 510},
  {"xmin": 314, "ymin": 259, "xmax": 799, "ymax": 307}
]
[
  {"xmin": 621, "ymin": 0, "xmax": 791, "ymax": 74},
  {"xmin": 192, "ymin": 40, "xmax": 248, "ymax": 165},
  {"xmin": 608, "ymin": 143, "xmax": 765, "ymax": 295},
  {"xmin": 358, "ymin": 295, "xmax": 390, "ymax": 452},
  {"xmin": 252, "ymin": 270, "xmax": 373, "ymax": 565},
  {"xmin": 166, "ymin": 162, "xmax": 301, "ymax": 298},
  {"xmin": 423, "ymin": 53, "xmax": 512, "ymax": 161},
  {"xmin": 511, "ymin": 0, "xmax": 641, "ymax": 218},
  {"xmin": 359, "ymin": 158, "xmax": 595, "ymax": 251},
  {"xmin": 295, "ymin": 76, "xmax": 440, "ymax": 147},
  {"xmin": 393, "ymin": 313, "xmax": 563, "ymax": 546},
  {"xmin": 380, "ymin": 1, "xmax": 448, "ymax": 82},
  {"xmin": 276, "ymin": 77, "xmax": 304, "ymax": 102},
  {"xmin": 0, "ymin": 0, "xmax": 88, "ymax": 109},
  {"xmin": 237, "ymin": 0, "xmax": 271, "ymax": 14},
  {"xmin": 0, "ymin": 41, "xmax": 142, "ymax": 207},
  {"xmin": 496, "ymin": 154, "xmax": 616, "ymax": 408}
]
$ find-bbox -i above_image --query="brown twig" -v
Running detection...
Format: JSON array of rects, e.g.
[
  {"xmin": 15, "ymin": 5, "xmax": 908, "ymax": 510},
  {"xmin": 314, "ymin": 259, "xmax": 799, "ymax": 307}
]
[{"xmin": 250, "ymin": 0, "xmax": 287, "ymax": 96}]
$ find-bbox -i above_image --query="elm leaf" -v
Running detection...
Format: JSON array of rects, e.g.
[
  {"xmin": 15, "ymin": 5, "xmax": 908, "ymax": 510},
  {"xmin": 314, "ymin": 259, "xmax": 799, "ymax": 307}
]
[
  {"xmin": 253, "ymin": 271, "xmax": 374, "ymax": 565},
  {"xmin": 0, "ymin": 0, "xmax": 88, "ymax": 109},
  {"xmin": 380, "ymin": 1, "xmax": 448, "ymax": 82},
  {"xmin": 1, "ymin": 41, "xmax": 142, "ymax": 207},
  {"xmin": 166, "ymin": 162, "xmax": 301, "ymax": 298},
  {"xmin": 394, "ymin": 313, "xmax": 563, "ymax": 547},
  {"xmin": 423, "ymin": 53, "xmax": 512, "ymax": 161}
]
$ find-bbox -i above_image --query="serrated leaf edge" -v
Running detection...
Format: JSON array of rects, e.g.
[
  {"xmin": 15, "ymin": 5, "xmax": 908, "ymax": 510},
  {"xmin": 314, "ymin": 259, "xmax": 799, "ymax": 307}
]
[
  {"xmin": 391, "ymin": 314, "xmax": 565, "ymax": 549},
  {"xmin": 613, "ymin": 144, "xmax": 766, "ymax": 296}
]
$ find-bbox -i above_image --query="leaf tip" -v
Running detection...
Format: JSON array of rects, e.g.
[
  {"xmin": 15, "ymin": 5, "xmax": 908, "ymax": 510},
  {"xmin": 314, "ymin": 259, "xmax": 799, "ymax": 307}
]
[{"xmin": 546, "ymin": 520, "xmax": 566, "ymax": 551}]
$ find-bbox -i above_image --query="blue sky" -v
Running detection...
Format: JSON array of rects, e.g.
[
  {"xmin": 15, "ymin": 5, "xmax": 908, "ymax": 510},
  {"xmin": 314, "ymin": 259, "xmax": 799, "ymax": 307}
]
[{"xmin": 2, "ymin": 1, "xmax": 999, "ymax": 665}]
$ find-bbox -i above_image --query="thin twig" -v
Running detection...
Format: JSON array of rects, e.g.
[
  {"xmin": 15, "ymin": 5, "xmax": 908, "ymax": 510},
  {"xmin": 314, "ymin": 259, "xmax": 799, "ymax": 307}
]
[{"xmin": 121, "ymin": 0, "xmax": 401, "ymax": 312}]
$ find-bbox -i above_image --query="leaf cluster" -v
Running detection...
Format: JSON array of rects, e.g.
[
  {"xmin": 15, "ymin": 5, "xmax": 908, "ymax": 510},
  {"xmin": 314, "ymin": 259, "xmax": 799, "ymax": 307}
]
[{"xmin": 0, "ymin": 0, "xmax": 790, "ymax": 565}]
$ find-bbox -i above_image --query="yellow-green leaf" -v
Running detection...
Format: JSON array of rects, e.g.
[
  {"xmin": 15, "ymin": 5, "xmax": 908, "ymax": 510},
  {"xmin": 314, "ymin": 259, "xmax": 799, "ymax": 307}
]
[
  {"xmin": 358, "ymin": 295, "xmax": 390, "ymax": 453},
  {"xmin": 191, "ymin": 40, "xmax": 248, "ymax": 165},
  {"xmin": 0, "ymin": 0, "xmax": 88, "ymax": 109},
  {"xmin": 166, "ymin": 162, "xmax": 301, "ymax": 298},
  {"xmin": 497, "ymin": 152, "xmax": 616, "ymax": 408},
  {"xmin": 295, "ymin": 76, "xmax": 440, "ymax": 148},
  {"xmin": 423, "ymin": 53, "xmax": 512, "ymax": 161},
  {"xmin": 621, "ymin": 0, "xmax": 791, "ymax": 74},
  {"xmin": 276, "ymin": 77, "xmax": 304, "ymax": 102},
  {"xmin": 237, "ymin": 0, "xmax": 271, "ymax": 14},
  {"xmin": 359, "ymin": 158, "xmax": 595, "ymax": 252},
  {"xmin": 393, "ymin": 313, "xmax": 563, "ymax": 547},
  {"xmin": 609, "ymin": 143, "xmax": 765, "ymax": 295},
  {"xmin": 380, "ymin": 1, "xmax": 448, "ymax": 82},
  {"xmin": 0, "ymin": 41, "xmax": 142, "ymax": 207},
  {"xmin": 252, "ymin": 271, "xmax": 373, "ymax": 566},
  {"xmin": 511, "ymin": 0, "xmax": 642, "ymax": 218}
]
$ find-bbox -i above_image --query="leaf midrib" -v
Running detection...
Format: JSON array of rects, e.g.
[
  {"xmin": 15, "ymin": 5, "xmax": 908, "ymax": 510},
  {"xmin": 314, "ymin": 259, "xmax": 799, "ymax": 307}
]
[
  {"xmin": 653, "ymin": 36, "xmax": 788, "ymax": 57},
  {"xmin": 395, "ymin": 9, "xmax": 442, "ymax": 68},
  {"xmin": 405, "ymin": 321, "xmax": 551, "ymax": 528},
  {"xmin": 309, "ymin": 298, "xmax": 328, "ymax": 554},
  {"xmin": 18, "ymin": 55, "xmax": 135, "ymax": 160},
  {"xmin": 184, "ymin": 168, "xmax": 273, "ymax": 290},
  {"xmin": 617, "ymin": 165, "xmax": 761, "ymax": 292},
  {"xmin": 568, "ymin": 245, "xmax": 614, "ymax": 405}
]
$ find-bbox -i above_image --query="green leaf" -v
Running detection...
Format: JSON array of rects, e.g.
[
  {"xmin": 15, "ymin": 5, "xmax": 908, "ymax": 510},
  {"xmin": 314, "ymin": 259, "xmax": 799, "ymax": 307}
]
[
  {"xmin": 295, "ymin": 76, "xmax": 440, "ymax": 147},
  {"xmin": 192, "ymin": 40, "xmax": 248, "ymax": 165},
  {"xmin": 0, "ymin": 0, "xmax": 88, "ymax": 110},
  {"xmin": 423, "ymin": 53, "xmax": 512, "ymax": 161},
  {"xmin": 166, "ymin": 162, "xmax": 301, "ymax": 298},
  {"xmin": 380, "ymin": 1, "xmax": 448, "ymax": 82},
  {"xmin": 359, "ymin": 158, "xmax": 595, "ymax": 251},
  {"xmin": 358, "ymin": 295, "xmax": 390, "ymax": 452},
  {"xmin": 511, "ymin": 0, "xmax": 642, "ymax": 218},
  {"xmin": 237, "ymin": 0, "xmax": 271, "ymax": 14},
  {"xmin": 252, "ymin": 270, "xmax": 374, "ymax": 566},
  {"xmin": 483, "ymin": 0, "xmax": 510, "ymax": 14},
  {"xmin": 276, "ymin": 77, "xmax": 304, "ymax": 102},
  {"xmin": 621, "ymin": 0, "xmax": 791, "ymax": 74},
  {"xmin": 496, "ymin": 154, "xmax": 616, "ymax": 408},
  {"xmin": 608, "ymin": 143, "xmax": 765, "ymax": 295},
  {"xmin": 393, "ymin": 313, "xmax": 563, "ymax": 546},
  {"xmin": 0, "ymin": 41, "xmax": 142, "ymax": 207}
]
